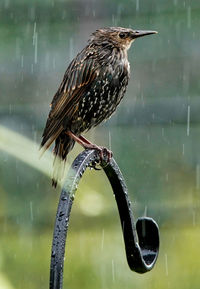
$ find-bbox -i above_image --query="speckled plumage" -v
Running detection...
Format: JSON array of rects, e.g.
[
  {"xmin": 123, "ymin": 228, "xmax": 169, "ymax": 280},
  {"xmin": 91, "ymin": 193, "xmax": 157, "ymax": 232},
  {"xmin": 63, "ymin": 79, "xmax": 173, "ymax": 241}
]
[{"xmin": 41, "ymin": 27, "xmax": 157, "ymax": 186}]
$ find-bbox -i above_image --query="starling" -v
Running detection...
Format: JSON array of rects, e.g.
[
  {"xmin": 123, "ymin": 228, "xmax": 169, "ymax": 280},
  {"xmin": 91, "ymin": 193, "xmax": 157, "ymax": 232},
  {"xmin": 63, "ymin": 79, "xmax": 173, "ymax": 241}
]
[{"xmin": 41, "ymin": 27, "xmax": 157, "ymax": 187}]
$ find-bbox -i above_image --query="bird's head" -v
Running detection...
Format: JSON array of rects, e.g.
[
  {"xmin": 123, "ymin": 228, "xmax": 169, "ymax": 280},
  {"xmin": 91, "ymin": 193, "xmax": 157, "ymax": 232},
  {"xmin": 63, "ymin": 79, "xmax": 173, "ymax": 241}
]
[{"xmin": 90, "ymin": 27, "xmax": 158, "ymax": 50}]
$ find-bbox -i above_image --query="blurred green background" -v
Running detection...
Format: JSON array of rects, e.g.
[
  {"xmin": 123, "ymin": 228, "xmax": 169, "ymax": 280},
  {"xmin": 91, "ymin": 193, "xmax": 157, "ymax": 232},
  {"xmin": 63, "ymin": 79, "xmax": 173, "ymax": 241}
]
[{"xmin": 1, "ymin": 0, "xmax": 200, "ymax": 288}]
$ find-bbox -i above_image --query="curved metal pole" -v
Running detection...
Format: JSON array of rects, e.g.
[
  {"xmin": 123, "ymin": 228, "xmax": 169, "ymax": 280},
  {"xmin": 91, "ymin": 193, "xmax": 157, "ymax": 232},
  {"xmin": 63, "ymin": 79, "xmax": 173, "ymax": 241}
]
[{"xmin": 49, "ymin": 150, "xmax": 159, "ymax": 289}]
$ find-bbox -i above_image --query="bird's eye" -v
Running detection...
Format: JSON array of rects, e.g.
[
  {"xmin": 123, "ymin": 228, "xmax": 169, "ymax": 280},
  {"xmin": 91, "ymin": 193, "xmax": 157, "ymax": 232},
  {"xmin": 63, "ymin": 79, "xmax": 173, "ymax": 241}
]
[{"xmin": 119, "ymin": 32, "xmax": 126, "ymax": 39}]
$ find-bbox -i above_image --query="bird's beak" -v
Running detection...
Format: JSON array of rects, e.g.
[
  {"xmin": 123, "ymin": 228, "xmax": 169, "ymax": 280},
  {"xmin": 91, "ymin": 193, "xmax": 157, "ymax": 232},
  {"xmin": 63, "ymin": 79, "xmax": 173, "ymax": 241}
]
[{"xmin": 130, "ymin": 30, "xmax": 158, "ymax": 39}]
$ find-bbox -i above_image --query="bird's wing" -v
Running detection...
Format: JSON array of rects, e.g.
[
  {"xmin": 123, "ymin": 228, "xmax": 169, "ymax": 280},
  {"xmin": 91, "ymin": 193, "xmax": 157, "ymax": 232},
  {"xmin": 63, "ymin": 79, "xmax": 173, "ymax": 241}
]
[{"xmin": 41, "ymin": 46, "xmax": 99, "ymax": 151}]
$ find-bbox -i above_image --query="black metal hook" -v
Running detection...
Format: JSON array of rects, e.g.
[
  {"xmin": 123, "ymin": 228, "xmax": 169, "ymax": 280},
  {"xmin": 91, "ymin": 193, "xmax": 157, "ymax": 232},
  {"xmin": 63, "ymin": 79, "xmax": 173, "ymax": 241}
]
[{"xmin": 49, "ymin": 149, "xmax": 159, "ymax": 289}]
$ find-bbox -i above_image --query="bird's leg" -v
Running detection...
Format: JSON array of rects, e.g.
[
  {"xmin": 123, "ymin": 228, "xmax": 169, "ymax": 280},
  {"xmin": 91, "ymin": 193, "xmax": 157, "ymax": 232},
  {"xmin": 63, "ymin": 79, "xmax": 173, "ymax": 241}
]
[
  {"xmin": 66, "ymin": 131, "xmax": 101, "ymax": 150},
  {"xmin": 78, "ymin": 135, "xmax": 93, "ymax": 145},
  {"xmin": 66, "ymin": 131, "xmax": 112, "ymax": 162}
]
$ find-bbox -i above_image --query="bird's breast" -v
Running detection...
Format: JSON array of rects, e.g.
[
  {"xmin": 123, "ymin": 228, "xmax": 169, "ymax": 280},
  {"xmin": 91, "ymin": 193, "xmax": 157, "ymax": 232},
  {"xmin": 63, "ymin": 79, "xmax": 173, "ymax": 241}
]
[{"xmin": 71, "ymin": 54, "xmax": 130, "ymax": 133}]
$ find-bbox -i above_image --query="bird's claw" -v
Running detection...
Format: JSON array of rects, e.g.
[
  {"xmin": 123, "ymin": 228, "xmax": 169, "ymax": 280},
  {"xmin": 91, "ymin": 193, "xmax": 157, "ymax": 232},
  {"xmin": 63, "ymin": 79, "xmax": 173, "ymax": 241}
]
[
  {"xmin": 88, "ymin": 161, "xmax": 101, "ymax": 170},
  {"xmin": 99, "ymin": 147, "xmax": 113, "ymax": 163}
]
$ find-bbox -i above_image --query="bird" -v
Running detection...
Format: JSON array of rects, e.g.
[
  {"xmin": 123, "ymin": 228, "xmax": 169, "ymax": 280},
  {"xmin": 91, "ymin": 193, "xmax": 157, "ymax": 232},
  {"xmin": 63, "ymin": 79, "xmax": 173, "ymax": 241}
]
[{"xmin": 40, "ymin": 27, "xmax": 157, "ymax": 187}]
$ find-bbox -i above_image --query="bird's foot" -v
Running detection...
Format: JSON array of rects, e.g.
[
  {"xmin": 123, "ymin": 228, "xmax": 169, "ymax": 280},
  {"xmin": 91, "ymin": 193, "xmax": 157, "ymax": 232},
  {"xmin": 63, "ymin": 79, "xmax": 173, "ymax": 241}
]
[
  {"xmin": 88, "ymin": 161, "xmax": 101, "ymax": 171},
  {"xmin": 66, "ymin": 131, "xmax": 113, "ymax": 163},
  {"xmin": 79, "ymin": 136, "xmax": 112, "ymax": 162},
  {"xmin": 98, "ymin": 147, "xmax": 113, "ymax": 163},
  {"xmin": 80, "ymin": 136, "xmax": 112, "ymax": 163}
]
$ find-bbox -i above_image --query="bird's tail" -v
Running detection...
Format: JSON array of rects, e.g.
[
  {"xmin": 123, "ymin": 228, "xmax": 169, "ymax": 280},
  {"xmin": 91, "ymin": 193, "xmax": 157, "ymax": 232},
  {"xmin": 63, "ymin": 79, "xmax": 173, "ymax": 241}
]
[{"xmin": 52, "ymin": 132, "xmax": 75, "ymax": 188}]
